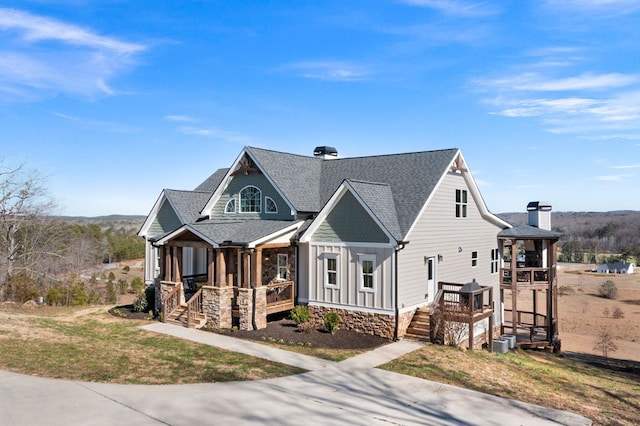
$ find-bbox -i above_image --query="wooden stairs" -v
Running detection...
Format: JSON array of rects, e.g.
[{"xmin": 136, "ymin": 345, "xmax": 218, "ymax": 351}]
[
  {"xmin": 165, "ymin": 305, "xmax": 207, "ymax": 329},
  {"xmin": 404, "ymin": 307, "xmax": 432, "ymax": 342}
]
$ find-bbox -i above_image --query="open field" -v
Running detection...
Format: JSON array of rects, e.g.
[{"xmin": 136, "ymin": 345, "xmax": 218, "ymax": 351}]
[{"xmin": 557, "ymin": 263, "xmax": 640, "ymax": 362}]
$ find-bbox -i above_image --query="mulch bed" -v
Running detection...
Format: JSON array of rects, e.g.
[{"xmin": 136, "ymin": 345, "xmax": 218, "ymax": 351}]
[
  {"xmin": 221, "ymin": 315, "xmax": 391, "ymax": 350},
  {"xmin": 109, "ymin": 308, "xmax": 391, "ymax": 350}
]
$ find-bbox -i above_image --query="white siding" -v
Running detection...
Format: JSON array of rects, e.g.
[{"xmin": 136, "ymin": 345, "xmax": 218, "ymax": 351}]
[
  {"xmin": 398, "ymin": 173, "xmax": 502, "ymax": 312},
  {"xmin": 306, "ymin": 243, "xmax": 394, "ymax": 311}
]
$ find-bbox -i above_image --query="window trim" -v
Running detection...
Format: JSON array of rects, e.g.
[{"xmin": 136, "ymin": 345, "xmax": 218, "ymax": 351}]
[
  {"xmin": 490, "ymin": 248, "xmax": 500, "ymax": 274},
  {"xmin": 471, "ymin": 251, "xmax": 478, "ymax": 268},
  {"xmin": 324, "ymin": 253, "xmax": 339, "ymax": 288},
  {"xmin": 224, "ymin": 198, "xmax": 236, "ymax": 214},
  {"xmin": 277, "ymin": 253, "xmax": 288, "ymax": 281},
  {"xmin": 265, "ymin": 196, "xmax": 278, "ymax": 214},
  {"xmin": 358, "ymin": 254, "xmax": 376, "ymax": 292},
  {"xmin": 239, "ymin": 185, "xmax": 262, "ymax": 213},
  {"xmin": 455, "ymin": 189, "xmax": 468, "ymax": 218}
]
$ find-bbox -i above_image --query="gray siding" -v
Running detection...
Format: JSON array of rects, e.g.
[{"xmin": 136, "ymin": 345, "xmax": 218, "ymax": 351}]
[
  {"xmin": 149, "ymin": 201, "xmax": 182, "ymax": 237},
  {"xmin": 210, "ymin": 174, "xmax": 294, "ymax": 221},
  {"xmin": 398, "ymin": 172, "xmax": 502, "ymax": 310},
  {"xmin": 306, "ymin": 243, "xmax": 394, "ymax": 311},
  {"xmin": 312, "ymin": 192, "xmax": 388, "ymax": 243}
]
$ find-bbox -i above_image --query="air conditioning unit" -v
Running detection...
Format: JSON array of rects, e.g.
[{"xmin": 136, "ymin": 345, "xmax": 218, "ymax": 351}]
[{"xmin": 492, "ymin": 338, "xmax": 508, "ymax": 354}]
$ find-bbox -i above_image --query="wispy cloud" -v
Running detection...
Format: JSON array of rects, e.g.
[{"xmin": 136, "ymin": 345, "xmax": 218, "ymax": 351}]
[
  {"xmin": 0, "ymin": 8, "xmax": 146, "ymax": 102},
  {"xmin": 400, "ymin": 0, "xmax": 500, "ymax": 17},
  {"xmin": 179, "ymin": 126, "xmax": 252, "ymax": 145},
  {"xmin": 544, "ymin": 0, "xmax": 640, "ymax": 16},
  {"xmin": 611, "ymin": 164, "xmax": 640, "ymax": 169},
  {"xmin": 164, "ymin": 115, "xmax": 196, "ymax": 122},
  {"xmin": 282, "ymin": 61, "xmax": 370, "ymax": 82},
  {"xmin": 50, "ymin": 111, "xmax": 144, "ymax": 133},
  {"xmin": 594, "ymin": 174, "xmax": 633, "ymax": 182}
]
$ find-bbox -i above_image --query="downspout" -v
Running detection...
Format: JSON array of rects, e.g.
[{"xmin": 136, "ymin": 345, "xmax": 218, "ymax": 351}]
[{"xmin": 393, "ymin": 241, "xmax": 408, "ymax": 341}]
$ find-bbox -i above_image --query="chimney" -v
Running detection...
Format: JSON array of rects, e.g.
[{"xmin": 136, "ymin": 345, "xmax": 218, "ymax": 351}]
[
  {"xmin": 527, "ymin": 201, "xmax": 552, "ymax": 230},
  {"xmin": 313, "ymin": 146, "xmax": 338, "ymax": 159}
]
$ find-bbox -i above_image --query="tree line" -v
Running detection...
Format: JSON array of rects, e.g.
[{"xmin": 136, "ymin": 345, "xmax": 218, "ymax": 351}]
[
  {"xmin": 499, "ymin": 210, "xmax": 640, "ymax": 264},
  {"xmin": 0, "ymin": 159, "xmax": 144, "ymax": 303}
]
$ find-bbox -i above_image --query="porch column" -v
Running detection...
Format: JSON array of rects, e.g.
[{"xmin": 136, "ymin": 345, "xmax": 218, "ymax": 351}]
[
  {"xmin": 164, "ymin": 245, "xmax": 171, "ymax": 281},
  {"xmin": 159, "ymin": 245, "xmax": 166, "ymax": 280},
  {"xmin": 207, "ymin": 247, "xmax": 215, "ymax": 287},
  {"xmin": 510, "ymin": 243, "xmax": 518, "ymax": 336},
  {"xmin": 215, "ymin": 249, "xmax": 227, "ymax": 286},
  {"xmin": 242, "ymin": 250, "xmax": 251, "ymax": 289},
  {"xmin": 227, "ymin": 249, "xmax": 235, "ymax": 287},
  {"xmin": 176, "ymin": 246, "xmax": 183, "ymax": 281},
  {"xmin": 251, "ymin": 247, "xmax": 263, "ymax": 287},
  {"xmin": 251, "ymin": 248, "xmax": 266, "ymax": 330}
]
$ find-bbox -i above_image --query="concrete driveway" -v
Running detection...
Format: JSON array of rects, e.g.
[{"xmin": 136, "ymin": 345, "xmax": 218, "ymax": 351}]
[{"xmin": 0, "ymin": 323, "xmax": 592, "ymax": 426}]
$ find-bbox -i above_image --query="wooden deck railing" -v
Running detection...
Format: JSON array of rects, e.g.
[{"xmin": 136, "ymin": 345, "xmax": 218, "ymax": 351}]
[
  {"xmin": 186, "ymin": 287, "xmax": 204, "ymax": 328},
  {"xmin": 266, "ymin": 281, "xmax": 294, "ymax": 314},
  {"xmin": 437, "ymin": 282, "xmax": 493, "ymax": 315},
  {"xmin": 501, "ymin": 267, "xmax": 550, "ymax": 286},
  {"xmin": 162, "ymin": 282, "xmax": 181, "ymax": 322}
]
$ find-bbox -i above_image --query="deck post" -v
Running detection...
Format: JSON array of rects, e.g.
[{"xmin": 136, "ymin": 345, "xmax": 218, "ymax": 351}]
[{"xmin": 510, "ymin": 242, "xmax": 518, "ymax": 337}]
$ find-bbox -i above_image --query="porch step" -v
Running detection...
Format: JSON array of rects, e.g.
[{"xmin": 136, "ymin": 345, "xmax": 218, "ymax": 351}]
[
  {"xmin": 166, "ymin": 306, "xmax": 207, "ymax": 329},
  {"xmin": 404, "ymin": 308, "xmax": 432, "ymax": 342}
]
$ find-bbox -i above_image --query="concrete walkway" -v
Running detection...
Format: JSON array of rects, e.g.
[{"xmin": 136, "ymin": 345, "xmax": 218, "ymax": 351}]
[{"xmin": 0, "ymin": 323, "xmax": 593, "ymax": 426}]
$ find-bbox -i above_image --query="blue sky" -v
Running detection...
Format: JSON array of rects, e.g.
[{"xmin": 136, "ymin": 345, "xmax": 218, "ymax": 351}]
[{"xmin": 1, "ymin": 1, "xmax": 639, "ymax": 217}]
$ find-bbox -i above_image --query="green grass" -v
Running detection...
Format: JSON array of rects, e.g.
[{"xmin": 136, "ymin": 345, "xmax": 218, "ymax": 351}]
[
  {"xmin": 0, "ymin": 307, "xmax": 304, "ymax": 384},
  {"xmin": 380, "ymin": 344, "xmax": 639, "ymax": 426}
]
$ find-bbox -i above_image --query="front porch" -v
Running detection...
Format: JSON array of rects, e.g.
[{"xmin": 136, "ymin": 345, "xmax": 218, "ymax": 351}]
[{"xmin": 157, "ymin": 240, "xmax": 296, "ymax": 331}]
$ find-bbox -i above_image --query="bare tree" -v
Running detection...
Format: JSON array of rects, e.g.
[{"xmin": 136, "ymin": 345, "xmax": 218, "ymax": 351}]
[
  {"xmin": 0, "ymin": 160, "xmax": 57, "ymax": 297},
  {"xmin": 593, "ymin": 327, "xmax": 618, "ymax": 358}
]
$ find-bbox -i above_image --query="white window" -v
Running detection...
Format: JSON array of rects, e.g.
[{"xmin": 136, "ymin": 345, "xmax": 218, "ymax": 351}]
[
  {"xmin": 455, "ymin": 189, "xmax": 467, "ymax": 218},
  {"xmin": 277, "ymin": 254, "xmax": 288, "ymax": 281},
  {"xmin": 358, "ymin": 254, "xmax": 376, "ymax": 292},
  {"xmin": 265, "ymin": 196, "xmax": 277, "ymax": 213},
  {"xmin": 491, "ymin": 248, "xmax": 500, "ymax": 274},
  {"xmin": 225, "ymin": 198, "xmax": 236, "ymax": 213},
  {"xmin": 472, "ymin": 251, "xmax": 478, "ymax": 267},
  {"xmin": 240, "ymin": 186, "xmax": 261, "ymax": 213},
  {"xmin": 324, "ymin": 254, "xmax": 339, "ymax": 288}
]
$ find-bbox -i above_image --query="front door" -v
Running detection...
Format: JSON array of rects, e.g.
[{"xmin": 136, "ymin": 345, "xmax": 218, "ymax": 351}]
[{"xmin": 426, "ymin": 256, "xmax": 436, "ymax": 302}]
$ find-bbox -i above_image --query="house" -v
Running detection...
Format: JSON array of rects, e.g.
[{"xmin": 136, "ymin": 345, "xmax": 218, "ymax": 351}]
[
  {"xmin": 138, "ymin": 146, "xmax": 559, "ymax": 348},
  {"xmin": 597, "ymin": 262, "xmax": 635, "ymax": 274}
]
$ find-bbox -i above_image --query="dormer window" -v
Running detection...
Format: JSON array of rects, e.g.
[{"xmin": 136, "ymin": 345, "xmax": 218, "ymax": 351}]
[
  {"xmin": 265, "ymin": 196, "xmax": 277, "ymax": 213},
  {"xmin": 225, "ymin": 198, "xmax": 236, "ymax": 213},
  {"xmin": 240, "ymin": 186, "xmax": 261, "ymax": 213}
]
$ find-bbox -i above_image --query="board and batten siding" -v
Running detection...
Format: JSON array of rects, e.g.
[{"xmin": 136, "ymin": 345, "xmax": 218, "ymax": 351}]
[
  {"xmin": 397, "ymin": 172, "xmax": 503, "ymax": 311},
  {"xmin": 210, "ymin": 173, "xmax": 294, "ymax": 221},
  {"xmin": 305, "ymin": 243, "xmax": 394, "ymax": 312}
]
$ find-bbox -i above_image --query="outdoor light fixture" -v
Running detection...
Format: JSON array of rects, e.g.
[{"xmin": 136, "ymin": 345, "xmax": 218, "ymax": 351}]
[{"xmin": 458, "ymin": 246, "xmax": 463, "ymax": 253}]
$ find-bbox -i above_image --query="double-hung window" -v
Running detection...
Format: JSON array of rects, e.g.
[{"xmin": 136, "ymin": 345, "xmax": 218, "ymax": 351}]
[
  {"xmin": 359, "ymin": 254, "xmax": 376, "ymax": 292},
  {"xmin": 490, "ymin": 248, "xmax": 500, "ymax": 274},
  {"xmin": 456, "ymin": 189, "xmax": 467, "ymax": 218},
  {"xmin": 324, "ymin": 254, "xmax": 339, "ymax": 288},
  {"xmin": 471, "ymin": 251, "xmax": 478, "ymax": 267}
]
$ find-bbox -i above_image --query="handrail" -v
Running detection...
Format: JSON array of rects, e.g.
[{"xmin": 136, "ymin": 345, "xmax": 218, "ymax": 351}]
[
  {"xmin": 186, "ymin": 287, "xmax": 204, "ymax": 328},
  {"xmin": 162, "ymin": 282, "xmax": 182, "ymax": 322},
  {"xmin": 266, "ymin": 281, "xmax": 294, "ymax": 314},
  {"xmin": 429, "ymin": 289, "xmax": 444, "ymax": 315}
]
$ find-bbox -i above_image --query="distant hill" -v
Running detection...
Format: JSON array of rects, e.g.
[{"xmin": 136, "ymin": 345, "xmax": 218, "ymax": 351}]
[{"xmin": 54, "ymin": 215, "xmax": 146, "ymax": 231}]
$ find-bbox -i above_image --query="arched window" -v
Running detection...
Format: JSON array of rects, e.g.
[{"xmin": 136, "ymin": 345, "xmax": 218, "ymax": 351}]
[
  {"xmin": 240, "ymin": 186, "xmax": 261, "ymax": 213},
  {"xmin": 225, "ymin": 198, "xmax": 236, "ymax": 214},
  {"xmin": 265, "ymin": 196, "xmax": 277, "ymax": 213}
]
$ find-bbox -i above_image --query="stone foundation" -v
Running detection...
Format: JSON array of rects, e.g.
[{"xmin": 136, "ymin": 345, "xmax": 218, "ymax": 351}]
[
  {"xmin": 308, "ymin": 305, "xmax": 395, "ymax": 340},
  {"xmin": 202, "ymin": 286, "xmax": 233, "ymax": 329},
  {"xmin": 236, "ymin": 287, "xmax": 268, "ymax": 331},
  {"xmin": 396, "ymin": 309, "xmax": 416, "ymax": 338},
  {"xmin": 254, "ymin": 287, "xmax": 267, "ymax": 330}
]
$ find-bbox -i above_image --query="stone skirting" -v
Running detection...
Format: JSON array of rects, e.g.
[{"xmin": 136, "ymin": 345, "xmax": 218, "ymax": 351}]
[
  {"xmin": 396, "ymin": 309, "xmax": 416, "ymax": 338},
  {"xmin": 202, "ymin": 286, "xmax": 233, "ymax": 329},
  {"xmin": 236, "ymin": 287, "xmax": 268, "ymax": 331},
  {"xmin": 308, "ymin": 305, "xmax": 396, "ymax": 340}
]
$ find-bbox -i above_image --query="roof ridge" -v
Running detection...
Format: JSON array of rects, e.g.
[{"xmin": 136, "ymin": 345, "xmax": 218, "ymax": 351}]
[{"xmin": 348, "ymin": 179, "xmax": 391, "ymax": 187}]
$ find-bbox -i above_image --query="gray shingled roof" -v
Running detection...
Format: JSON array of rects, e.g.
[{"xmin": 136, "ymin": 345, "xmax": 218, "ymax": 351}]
[
  {"xmin": 164, "ymin": 190, "xmax": 211, "ymax": 225},
  {"xmin": 189, "ymin": 220, "xmax": 301, "ymax": 245},
  {"xmin": 348, "ymin": 180, "xmax": 403, "ymax": 241},
  {"xmin": 498, "ymin": 225, "xmax": 562, "ymax": 240},
  {"xmin": 246, "ymin": 146, "xmax": 458, "ymax": 238},
  {"xmin": 246, "ymin": 147, "xmax": 322, "ymax": 212},
  {"xmin": 194, "ymin": 168, "xmax": 229, "ymax": 193}
]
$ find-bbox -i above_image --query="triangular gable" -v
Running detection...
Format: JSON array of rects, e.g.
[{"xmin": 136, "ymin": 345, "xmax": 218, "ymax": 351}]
[
  {"xmin": 299, "ymin": 180, "xmax": 397, "ymax": 245},
  {"xmin": 138, "ymin": 190, "xmax": 183, "ymax": 238},
  {"xmin": 200, "ymin": 147, "xmax": 297, "ymax": 217},
  {"xmin": 404, "ymin": 150, "xmax": 510, "ymax": 238}
]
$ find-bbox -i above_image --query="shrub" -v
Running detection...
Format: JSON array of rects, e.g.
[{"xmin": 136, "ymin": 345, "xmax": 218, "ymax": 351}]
[
  {"xmin": 290, "ymin": 305, "xmax": 310, "ymax": 325},
  {"xmin": 118, "ymin": 279, "xmax": 128, "ymax": 295},
  {"xmin": 131, "ymin": 277, "xmax": 145, "ymax": 295},
  {"xmin": 133, "ymin": 291, "xmax": 148, "ymax": 312},
  {"xmin": 144, "ymin": 285, "xmax": 155, "ymax": 312},
  {"xmin": 122, "ymin": 265, "xmax": 130, "ymax": 273},
  {"xmin": 612, "ymin": 307, "xmax": 624, "ymax": 319},
  {"xmin": 558, "ymin": 285, "xmax": 575, "ymax": 296},
  {"xmin": 3, "ymin": 274, "xmax": 39, "ymax": 303},
  {"xmin": 599, "ymin": 280, "xmax": 617, "ymax": 299},
  {"xmin": 106, "ymin": 281, "xmax": 117, "ymax": 304},
  {"xmin": 324, "ymin": 311, "xmax": 340, "ymax": 334}
]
